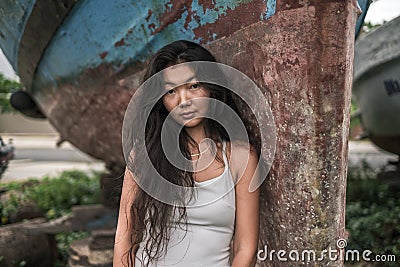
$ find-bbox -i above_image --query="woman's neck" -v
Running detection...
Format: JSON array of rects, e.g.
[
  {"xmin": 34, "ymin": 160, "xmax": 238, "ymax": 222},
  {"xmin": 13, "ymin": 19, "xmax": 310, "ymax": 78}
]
[
  {"xmin": 185, "ymin": 127, "xmax": 206, "ymax": 145},
  {"xmin": 184, "ymin": 123, "xmax": 223, "ymax": 157},
  {"xmin": 185, "ymin": 126, "xmax": 221, "ymax": 159}
]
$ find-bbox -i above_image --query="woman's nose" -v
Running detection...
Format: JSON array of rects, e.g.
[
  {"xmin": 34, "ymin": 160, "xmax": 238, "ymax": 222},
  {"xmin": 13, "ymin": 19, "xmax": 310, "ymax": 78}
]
[{"xmin": 178, "ymin": 89, "xmax": 191, "ymax": 107}]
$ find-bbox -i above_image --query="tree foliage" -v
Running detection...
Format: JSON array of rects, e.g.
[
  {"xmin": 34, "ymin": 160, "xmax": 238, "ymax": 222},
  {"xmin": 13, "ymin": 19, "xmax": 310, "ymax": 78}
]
[
  {"xmin": 362, "ymin": 21, "xmax": 383, "ymax": 32},
  {"xmin": 0, "ymin": 73, "xmax": 20, "ymax": 113}
]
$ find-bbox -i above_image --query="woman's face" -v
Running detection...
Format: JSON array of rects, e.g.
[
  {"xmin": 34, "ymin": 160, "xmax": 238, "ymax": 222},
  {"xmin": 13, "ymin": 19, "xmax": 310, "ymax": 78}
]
[{"xmin": 162, "ymin": 64, "xmax": 210, "ymax": 129}]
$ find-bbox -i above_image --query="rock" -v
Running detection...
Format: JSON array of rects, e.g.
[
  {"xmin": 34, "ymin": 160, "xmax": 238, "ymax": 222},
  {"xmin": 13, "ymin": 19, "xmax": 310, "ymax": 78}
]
[
  {"xmin": 9, "ymin": 202, "xmax": 45, "ymax": 223},
  {"xmin": 22, "ymin": 204, "xmax": 117, "ymax": 234},
  {"xmin": 68, "ymin": 229, "xmax": 115, "ymax": 267},
  {"xmin": 89, "ymin": 229, "xmax": 115, "ymax": 250},
  {"xmin": 0, "ymin": 190, "xmax": 44, "ymax": 224},
  {"xmin": 69, "ymin": 238, "xmax": 92, "ymax": 267},
  {"xmin": 0, "ymin": 218, "xmax": 56, "ymax": 267}
]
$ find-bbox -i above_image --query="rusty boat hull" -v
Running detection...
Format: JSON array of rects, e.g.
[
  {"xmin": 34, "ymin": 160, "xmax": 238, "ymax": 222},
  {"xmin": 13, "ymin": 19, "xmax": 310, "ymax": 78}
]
[
  {"xmin": 0, "ymin": 0, "xmax": 369, "ymax": 167},
  {"xmin": 1, "ymin": 0, "xmax": 279, "ymax": 168}
]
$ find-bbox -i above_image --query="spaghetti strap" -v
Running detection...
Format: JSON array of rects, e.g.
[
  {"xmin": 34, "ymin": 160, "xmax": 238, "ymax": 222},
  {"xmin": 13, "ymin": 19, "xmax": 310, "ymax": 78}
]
[{"xmin": 222, "ymin": 140, "xmax": 228, "ymax": 167}]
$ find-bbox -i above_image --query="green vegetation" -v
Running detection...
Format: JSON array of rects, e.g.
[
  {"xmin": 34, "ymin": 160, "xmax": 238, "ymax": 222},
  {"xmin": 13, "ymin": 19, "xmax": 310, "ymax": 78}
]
[
  {"xmin": 0, "ymin": 170, "xmax": 102, "ymax": 266},
  {"xmin": 362, "ymin": 21, "xmax": 383, "ymax": 33},
  {"xmin": 350, "ymin": 99, "xmax": 361, "ymax": 130},
  {"xmin": 1, "ymin": 164, "xmax": 399, "ymax": 265},
  {"xmin": 0, "ymin": 170, "xmax": 101, "ymax": 224},
  {"xmin": 346, "ymin": 162, "xmax": 400, "ymax": 266},
  {"xmin": 0, "ymin": 73, "xmax": 20, "ymax": 114}
]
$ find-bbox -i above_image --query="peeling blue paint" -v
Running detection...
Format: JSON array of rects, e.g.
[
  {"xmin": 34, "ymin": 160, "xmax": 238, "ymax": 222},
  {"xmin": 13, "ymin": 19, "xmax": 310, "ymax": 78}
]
[
  {"xmin": 263, "ymin": 0, "xmax": 276, "ymax": 20},
  {"xmin": 31, "ymin": 0, "xmax": 259, "ymax": 95},
  {"xmin": 0, "ymin": 0, "xmax": 277, "ymax": 95}
]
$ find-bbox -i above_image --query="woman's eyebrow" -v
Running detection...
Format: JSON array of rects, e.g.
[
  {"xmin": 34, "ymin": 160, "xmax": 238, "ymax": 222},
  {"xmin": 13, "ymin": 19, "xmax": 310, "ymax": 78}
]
[{"xmin": 164, "ymin": 75, "xmax": 196, "ymax": 87}]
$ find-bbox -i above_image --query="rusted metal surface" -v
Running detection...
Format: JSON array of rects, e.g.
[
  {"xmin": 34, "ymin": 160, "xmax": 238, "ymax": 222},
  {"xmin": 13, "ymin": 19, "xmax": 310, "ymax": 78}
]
[
  {"xmin": 16, "ymin": 0, "xmax": 275, "ymax": 168},
  {"xmin": 208, "ymin": 0, "xmax": 358, "ymax": 265},
  {"xmin": 44, "ymin": 64, "xmax": 136, "ymax": 168}
]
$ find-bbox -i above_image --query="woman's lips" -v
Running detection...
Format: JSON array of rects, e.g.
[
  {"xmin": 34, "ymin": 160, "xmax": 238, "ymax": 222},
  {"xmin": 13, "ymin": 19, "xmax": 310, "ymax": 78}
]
[{"xmin": 180, "ymin": 111, "xmax": 196, "ymax": 119}]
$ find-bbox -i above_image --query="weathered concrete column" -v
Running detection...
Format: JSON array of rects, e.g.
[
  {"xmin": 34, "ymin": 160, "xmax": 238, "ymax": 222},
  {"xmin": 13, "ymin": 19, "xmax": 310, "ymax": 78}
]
[{"xmin": 209, "ymin": 1, "xmax": 359, "ymax": 266}]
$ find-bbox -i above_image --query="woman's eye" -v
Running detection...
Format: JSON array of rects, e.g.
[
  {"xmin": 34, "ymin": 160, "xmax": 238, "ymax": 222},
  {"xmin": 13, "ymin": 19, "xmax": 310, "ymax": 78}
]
[
  {"xmin": 189, "ymin": 83, "xmax": 200, "ymax": 90},
  {"xmin": 166, "ymin": 89, "xmax": 175, "ymax": 95}
]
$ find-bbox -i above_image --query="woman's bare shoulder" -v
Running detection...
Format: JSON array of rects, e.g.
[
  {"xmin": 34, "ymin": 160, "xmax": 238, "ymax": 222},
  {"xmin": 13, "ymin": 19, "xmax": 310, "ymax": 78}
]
[
  {"xmin": 227, "ymin": 140, "xmax": 257, "ymax": 157},
  {"xmin": 225, "ymin": 140, "xmax": 258, "ymax": 181}
]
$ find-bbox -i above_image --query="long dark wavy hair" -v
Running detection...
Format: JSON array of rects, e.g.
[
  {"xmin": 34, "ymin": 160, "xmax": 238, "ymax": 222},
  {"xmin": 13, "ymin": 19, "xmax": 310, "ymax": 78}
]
[{"xmin": 123, "ymin": 40, "xmax": 261, "ymax": 266}]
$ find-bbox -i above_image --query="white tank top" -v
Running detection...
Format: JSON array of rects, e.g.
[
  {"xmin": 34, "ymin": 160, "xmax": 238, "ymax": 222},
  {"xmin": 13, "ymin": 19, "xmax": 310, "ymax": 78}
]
[{"xmin": 135, "ymin": 141, "xmax": 236, "ymax": 267}]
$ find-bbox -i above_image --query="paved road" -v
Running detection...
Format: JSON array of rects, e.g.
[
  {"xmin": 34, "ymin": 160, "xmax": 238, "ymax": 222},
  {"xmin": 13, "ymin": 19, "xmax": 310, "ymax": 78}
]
[
  {"xmin": 0, "ymin": 135, "xmax": 105, "ymax": 183},
  {"xmin": 0, "ymin": 134, "xmax": 398, "ymax": 184},
  {"xmin": 348, "ymin": 140, "xmax": 398, "ymax": 170}
]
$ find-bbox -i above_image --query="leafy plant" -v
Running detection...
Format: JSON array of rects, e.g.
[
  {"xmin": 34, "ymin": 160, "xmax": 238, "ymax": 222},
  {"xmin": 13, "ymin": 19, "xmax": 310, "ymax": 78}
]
[
  {"xmin": 362, "ymin": 21, "xmax": 383, "ymax": 33},
  {"xmin": 0, "ymin": 170, "xmax": 101, "ymax": 223},
  {"xmin": 0, "ymin": 170, "xmax": 102, "ymax": 266},
  {"xmin": 24, "ymin": 170, "xmax": 101, "ymax": 219},
  {"xmin": 346, "ymin": 163, "xmax": 400, "ymax": 266},
  {"xmin": 0, "ymin": 73, "xmax": 20, "ymax": 114},
  {"xmin": 350, "ymin": 99, "xmax": 361, "ymax": 130}
]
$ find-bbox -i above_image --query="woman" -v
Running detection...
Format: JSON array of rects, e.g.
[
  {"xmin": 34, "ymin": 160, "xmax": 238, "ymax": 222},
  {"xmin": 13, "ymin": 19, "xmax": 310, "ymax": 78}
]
[{"xmin": 114, "ymin": 40, "xmax": 261, "ymax": 267}]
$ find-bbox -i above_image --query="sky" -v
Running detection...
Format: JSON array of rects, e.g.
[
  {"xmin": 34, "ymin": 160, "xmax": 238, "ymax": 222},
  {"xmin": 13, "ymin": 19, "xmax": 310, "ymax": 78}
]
[
  {"xmin": 364, "ymin": 0, "xmax": 400, "ymax": 24},
  {"xmin": 1, "ymin": 0, "xmax": 399, "ymax": 81}
]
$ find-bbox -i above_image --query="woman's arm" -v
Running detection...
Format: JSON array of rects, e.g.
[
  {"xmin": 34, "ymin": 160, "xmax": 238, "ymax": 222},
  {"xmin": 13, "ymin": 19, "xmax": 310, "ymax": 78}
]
[
  {"xmin": 231, "ymin": 144, "xmax": 260, "ymax": 267},
  {"xmin": 113, "ymin": 167, "xmax": 139, "ymax": 267}
]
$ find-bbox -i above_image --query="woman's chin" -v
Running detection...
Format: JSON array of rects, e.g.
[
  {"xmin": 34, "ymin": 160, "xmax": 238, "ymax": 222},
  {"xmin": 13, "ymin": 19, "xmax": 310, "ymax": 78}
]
[{"xmin": 180, "ymin": 118, "xmax": 204, "ymax": 129}]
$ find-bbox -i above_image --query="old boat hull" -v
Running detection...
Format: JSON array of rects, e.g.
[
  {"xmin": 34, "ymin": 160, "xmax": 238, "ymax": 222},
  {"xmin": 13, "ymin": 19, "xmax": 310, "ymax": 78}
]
[
  {"xmin": 353, "ymin": 15, "xmax": 400, "ymax": 155},
  {"xmin": 1, "ymin": 0, "xmax": 277, "ymax": 167},
  {"xmin": 1, "ymin": 0, "xmax": 370, "ymax": 166}
]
